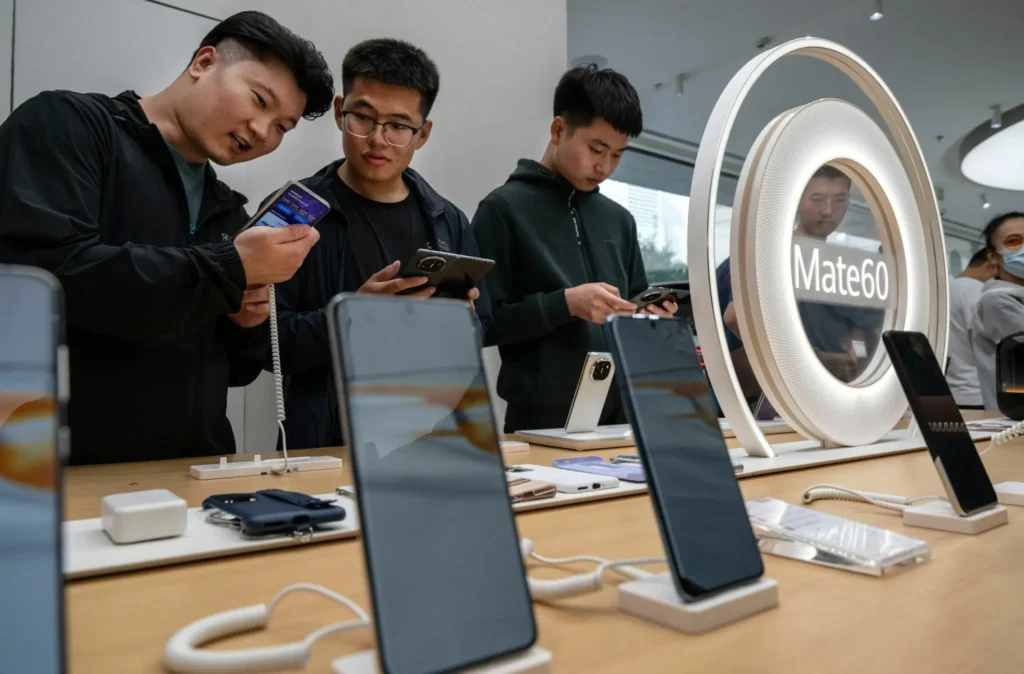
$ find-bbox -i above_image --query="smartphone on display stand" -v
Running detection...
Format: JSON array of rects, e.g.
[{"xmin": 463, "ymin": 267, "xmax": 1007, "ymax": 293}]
[
  {"xmin": 606, "ymin": 314, "xmax": 764, "ymax": 601},
  {"xmin": 882, "ymin": 331, "xmax": 998, "ymax": 516},
  {"xmin": 0, "ymin": 266, "xmax": 67, "ymax": 673},
  {"xmin": 564, "ymin": 352, "xmax": 615, "ymax": 433},
  {"xmin": 240, "ymin": 180, "xmax": 331, "ymax": 233},
  {"xmin": 328, "ymin": 295, "xmax": 536, "ymax": 674}
]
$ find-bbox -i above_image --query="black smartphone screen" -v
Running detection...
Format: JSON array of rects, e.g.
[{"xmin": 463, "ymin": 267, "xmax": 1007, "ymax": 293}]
[
  {"xmin": 0, "ymin": 268, "xmax": 64, "ymax": 673},
  {"xmin": 607, "ymin": 316, "xmax": 763, "ymax": 599},
  {"xmin": 883, "ymin": 331, "xmax": 997, "ymax": 515},
  {"xmin": 330, "ymin": 296, "xmax": 535, "ymax": 674}
]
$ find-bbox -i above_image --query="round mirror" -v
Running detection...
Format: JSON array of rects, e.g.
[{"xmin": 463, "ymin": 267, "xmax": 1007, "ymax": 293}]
[{"xmin": 792, "ymin": 164, "xmax": 891, "ymax": 385}]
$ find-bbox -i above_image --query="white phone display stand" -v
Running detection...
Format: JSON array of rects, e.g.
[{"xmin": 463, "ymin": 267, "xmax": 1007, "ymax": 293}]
[
  {"xmin": 332, "ymin": 646, "xmax": 552, "ymax": 674},
  {"xmin": 500, "ymin": 440, "xmax": 529, "ymax": 454},
  {"xmin": 994, "ymin": 482, "xmax": 1024, "ymax": 507},
  {"xmin": 902, "ymin": 501, "xmax": 1008, "ymax": 534},
  {"xmin": 617, "ymin": 573, "xmax": 778, "ymax": 634},
  {"xmin": 515, "ymin": 424, "xmax": 635, "ymax": 451},
  {"xmin": 189, "ymin": 454, "xmax": 342, "ymax": 480}
]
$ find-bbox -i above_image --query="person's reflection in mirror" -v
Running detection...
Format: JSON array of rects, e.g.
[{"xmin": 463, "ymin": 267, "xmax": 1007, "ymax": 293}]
[{"xmin": 716, "ymin": 165, "xmax": 884, "ymax": 406}]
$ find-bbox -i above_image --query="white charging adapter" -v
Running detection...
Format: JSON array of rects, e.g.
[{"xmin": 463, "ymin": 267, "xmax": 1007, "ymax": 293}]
[{"xmin": 101, "ymin": 489, "xmax": 187, "ymax": 544}]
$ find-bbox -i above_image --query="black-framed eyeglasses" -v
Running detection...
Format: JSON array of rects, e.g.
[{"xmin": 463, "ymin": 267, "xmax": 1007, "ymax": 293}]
[{"xmin": 341, "ymin": 110, "xmax": 424, "ymax": 148}]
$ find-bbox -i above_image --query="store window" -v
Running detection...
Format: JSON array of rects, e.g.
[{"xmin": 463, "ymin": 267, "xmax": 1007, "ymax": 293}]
[{"xmin": 602, "ymin": 149, "xmax": 736, "ymax": 283}]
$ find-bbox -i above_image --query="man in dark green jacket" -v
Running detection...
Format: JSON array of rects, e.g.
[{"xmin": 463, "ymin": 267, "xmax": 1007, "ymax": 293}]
[{"xmin": 473, "ymin": 65, "xmax": 675, "ymax": 433}]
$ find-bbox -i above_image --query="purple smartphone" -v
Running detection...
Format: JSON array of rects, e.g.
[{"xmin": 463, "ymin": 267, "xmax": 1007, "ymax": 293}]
[{"xmin": 552, "ymin": 456, "xmax": 645, "ymax": 482}]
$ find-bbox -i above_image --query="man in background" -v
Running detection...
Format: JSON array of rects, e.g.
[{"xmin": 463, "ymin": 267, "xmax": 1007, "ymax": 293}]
[
  {"xmin": 272, "ymin": 38, "xmax": 491, "ymax": 449},
  {"xmin": 474, "ymin": 65, "xmax": 675, "ymax": 433},
  {"xmin": 719, "ymin": 165, "xmax": 884, "ymax": 400},
  {"xmin": 0, "ymin": 12, "xmax": 332, "ymax": 463},
  {"xmin": 947, "ymin": 248, "xmax": 997, "ymax": 408}
]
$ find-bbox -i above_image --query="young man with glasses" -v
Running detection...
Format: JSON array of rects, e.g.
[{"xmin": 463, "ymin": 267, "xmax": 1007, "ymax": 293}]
[
  {"xmin": 270, "ymin": 38, "xmax": 491, "ymax": 450},
  {"xmin": 472, "ymin": 65, "xmax": 673, "ymax": 434}
]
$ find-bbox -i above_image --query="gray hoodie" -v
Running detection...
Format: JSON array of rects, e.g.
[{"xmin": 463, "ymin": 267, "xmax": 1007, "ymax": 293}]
[{"xmin": 969, "ymin": 279, "xmax": 1024, "ymax": 410}]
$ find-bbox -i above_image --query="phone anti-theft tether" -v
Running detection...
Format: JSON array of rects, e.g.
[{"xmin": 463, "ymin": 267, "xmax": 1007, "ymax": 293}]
[
  {"xmin": 268, "ymin": 284, "xmax": 290, "ymax": 474},
  {"xmin": 163, "ymin": 583, "xmax": 369, "ymax": 673}
]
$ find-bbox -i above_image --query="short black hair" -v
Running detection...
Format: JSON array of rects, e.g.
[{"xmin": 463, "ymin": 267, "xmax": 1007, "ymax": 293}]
[
  {"xmin": 554, "ymin": 65, "xmax": 643, "ymax": 138},
  {"xmin": 193, "ymin": 11, "xmax": 334, "ymax": 120},
  {"xmin": 968, "ymin": 247, "xmax": 991, "ymax": 267},
  {"xmin": 983, "ymin": 211, "xmax": 1024, "ymax": 251},
  {"xmin": 811, "ymin": 165, "xmax": 852, "ymax": 185},
  {"xmin": 342, "ymin": 38, "xmax": 440, "ymax": 119}
]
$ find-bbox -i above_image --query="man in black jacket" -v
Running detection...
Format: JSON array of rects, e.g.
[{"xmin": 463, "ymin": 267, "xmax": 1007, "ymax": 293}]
[
  {"xmin": 0, "ymin": 12, "xmax": 332, "ymax": 464},
  {"xmin": 473, "ymin": 65, "xmax": 674, "ymax": 433},
  {"xmin": 272, "ymin": 38, "xmax": 492, "ymax": 450}
]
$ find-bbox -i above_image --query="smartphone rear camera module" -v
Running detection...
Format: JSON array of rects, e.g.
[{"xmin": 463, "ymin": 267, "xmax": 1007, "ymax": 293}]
[
  {"xmin": 640, "ymin": 291, "xmax": 662, "ymax": 303},
  {"xmin": 417, "ymin": 256, "xmax": 448, "ymax": 273},
  {"xmin": 591, "ymin": 360, "xmax": 612, "ymax": 381}
]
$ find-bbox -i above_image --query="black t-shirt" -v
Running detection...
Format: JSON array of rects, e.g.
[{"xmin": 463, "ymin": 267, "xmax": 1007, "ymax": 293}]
[{"xmin": 331, "ymin": 175, "xmax": 430, "ymax": 290}]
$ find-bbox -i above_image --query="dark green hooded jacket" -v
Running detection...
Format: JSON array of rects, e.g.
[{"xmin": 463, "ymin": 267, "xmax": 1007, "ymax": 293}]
[{"xmin": 473, "ymin": 159, "xmax": 649, "ymax": 432}]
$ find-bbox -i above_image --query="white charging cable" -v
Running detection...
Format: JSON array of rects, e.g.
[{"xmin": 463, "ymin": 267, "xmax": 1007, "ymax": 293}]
[
  {"xmin": 267, "ymin": 284, "xmax": 290, "ymax": 475},
  {"xmin": 801, "ymin": 484, "xmax": 948, "ymax": 513},
  {"xmin": 519, "ymin": 538, "xmax": 665, "ymax": 600},
  {"xmin": 163, "ymin": 583, "xmax": 369, "ymax": 674}
]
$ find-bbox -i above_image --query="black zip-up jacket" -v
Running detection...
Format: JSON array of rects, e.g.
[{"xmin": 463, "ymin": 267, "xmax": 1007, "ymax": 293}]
[
  {"xmin": 473, "ymin": 159, "xmax": 648, "ymax": 433},
  {"xmin": 0, "ymin": 90, "xmax": 266, "ymax": 464},
  {"xmin": 271, "ymin": 159, "xmax": 492, "ymax": 449}
]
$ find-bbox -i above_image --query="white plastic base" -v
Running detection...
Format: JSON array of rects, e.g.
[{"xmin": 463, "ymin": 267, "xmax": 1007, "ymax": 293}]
[
  {"xmin": 500, "ymin": 440, "xmax": 529, "ymax": 454},
  {"xmin": 189, "ymin": 455, "xmax": 342, "ymax": 480},
  {"xmin": 100, "ymin": 489, "xmax": 187, "ymax": 544},
  {"xmin": 515, "ymin": 425, "xmax": 634, "ymax": 450},
  {"xmin": 994, "ymin": 482, "xmax": 1024, "ymax": 506},
  {"xmin": 617, "ymin": 573, "xmax": 778, "ymax": 634},
  {"xmin": 331, "ymin": 646, "xmax": 552, "ymax": 674},
  {"xmin": 902, "ymin": 501, "xmax": 1008, "ymax": 534}
]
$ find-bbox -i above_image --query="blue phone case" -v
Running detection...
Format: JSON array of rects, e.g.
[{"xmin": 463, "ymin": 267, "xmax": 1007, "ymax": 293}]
[{"xmin": 202, "ymin": 489, "xmax": 346, "ymax": 536}]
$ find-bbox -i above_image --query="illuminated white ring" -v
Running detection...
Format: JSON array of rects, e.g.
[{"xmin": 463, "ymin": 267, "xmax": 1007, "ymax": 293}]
[
  {"xmin": 688, "ymin": 38, "xmax": 947, "ymax": 457},
  {"xmin": 732, "ymin": 99, "xmax": 928, "ymax": 446}
]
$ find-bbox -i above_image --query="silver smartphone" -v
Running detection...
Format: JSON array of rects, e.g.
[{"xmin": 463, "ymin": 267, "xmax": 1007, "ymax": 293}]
[
  {"xmin": 239, "ymin": 180, "xmax": 331, "ymax": 234},
  {"xmin": 564, "ymin": 352, "xmax": 615, "ymax": 433},
  {"xmin": 0, "ymin": 266, "xmax": 67, "ymax": 673}
]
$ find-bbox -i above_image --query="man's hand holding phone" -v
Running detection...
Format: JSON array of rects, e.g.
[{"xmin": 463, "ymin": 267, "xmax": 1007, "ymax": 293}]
[
  {"xmin": 566, "ymin": 283, "xmax": 636, "ymax": 324},
  {"xmin": 235, "ymin": 224, "xmax": 320, "ymax": 286},
  {"xmin": 640, "ymin": 300, "xmax": 678, "ymax": 318},
  {"xmin": 359, "ymin": 261, "xmax": 435, "ymax": 298},
  {"xmin": 228, "ymin": 285, "xmax": 271, "ymax": 328}
]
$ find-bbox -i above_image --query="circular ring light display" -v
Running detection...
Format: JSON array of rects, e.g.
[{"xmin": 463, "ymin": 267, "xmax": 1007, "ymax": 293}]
[{"xmin": 688, "ymin": 38, "xmax": 947, "ymax": 457}]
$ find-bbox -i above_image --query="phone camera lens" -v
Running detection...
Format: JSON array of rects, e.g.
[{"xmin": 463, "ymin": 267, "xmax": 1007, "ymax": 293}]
[
  {"xmin": 641, "ymin": 291, "xmax": 661, "ymax": 303},
  {"xmin": 417, "ymin": 256, "xmax": 447, "ymax": 273},
  {"xmin": 591, "ymin": 360, "xmax": 611, "ymax": 381}
]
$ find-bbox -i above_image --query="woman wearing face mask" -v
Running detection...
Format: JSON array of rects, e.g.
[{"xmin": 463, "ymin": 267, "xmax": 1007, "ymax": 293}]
[{"xmin": 970, "ymin": 211, "xmax": 1024, "ymax": 410}]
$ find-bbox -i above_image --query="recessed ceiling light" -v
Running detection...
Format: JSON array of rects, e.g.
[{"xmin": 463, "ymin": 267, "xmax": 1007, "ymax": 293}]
[
  {"xmin": 981, "ymin": 194, "xmax": 991, "ymax": 209},
  {"xmin": 870, "ymin": 0, "xmax": 884, "ymax": 20},
  {"xmin": 991, "ymin": 104, "xmax": 1003, "ymax": 129},
  {"xmin": 675, "ymin": 73, "xmax": 686, "ymax": 98}
]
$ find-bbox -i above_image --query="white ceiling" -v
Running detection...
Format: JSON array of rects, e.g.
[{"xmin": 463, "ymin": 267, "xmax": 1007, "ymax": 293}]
[{"xmin": 568, "ymin": 0, "xmax": 1024, "ymax": 236}]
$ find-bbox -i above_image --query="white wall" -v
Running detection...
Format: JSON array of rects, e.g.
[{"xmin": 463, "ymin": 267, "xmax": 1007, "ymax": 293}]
[{"xmin": 10, "ymin": 0, "xmax": 566, "ymax": 448}]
